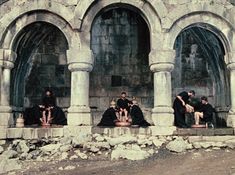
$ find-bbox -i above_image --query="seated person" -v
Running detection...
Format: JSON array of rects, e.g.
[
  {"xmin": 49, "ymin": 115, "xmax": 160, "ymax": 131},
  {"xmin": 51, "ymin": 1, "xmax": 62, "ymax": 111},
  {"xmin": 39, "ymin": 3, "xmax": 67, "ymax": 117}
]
[
  {"xmin": 117, "ymin": 91, "xmax": 131, "ymax": 122},
  {"xmin": 129, "ymin": 99, "xmax": 151, "ymax": 127},
  {"xmin": 97, "ymin": 100, "xmax": 118, "ymax": 126},
  {"xmin": 194, "ymin": 96, "xmax": 214, "ymax": 126},
  {"xmin": 24, "ymin": 89, "xmax": 67, "ymax": 126}
]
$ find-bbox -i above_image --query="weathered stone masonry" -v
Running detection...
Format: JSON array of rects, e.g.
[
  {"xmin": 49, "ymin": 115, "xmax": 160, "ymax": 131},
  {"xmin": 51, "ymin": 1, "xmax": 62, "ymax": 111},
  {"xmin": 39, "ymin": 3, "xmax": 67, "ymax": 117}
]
[{"xmin": 1, "ymin": 0, "xmax": 235, "ymax": 136}]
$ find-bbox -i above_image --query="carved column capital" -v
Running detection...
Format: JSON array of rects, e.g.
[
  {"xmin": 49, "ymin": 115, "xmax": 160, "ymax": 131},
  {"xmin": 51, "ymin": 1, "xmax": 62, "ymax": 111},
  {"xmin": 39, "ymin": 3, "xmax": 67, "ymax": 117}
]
[
  {"xmin": 227, "ymin": 62, "xmax": 235, "ymax": 71},
  {"xmin": 67, "ymin": 48, "xmax": 94, "ymax": 72},
  {"xmin": 150, "ymin": 63, "xmax": 174, "ymax": 72},
  {"xmin": 149, "ymin": 49, "xmax": 175, "ymax": 72},
  {"xmin": 0, "ymin": 49, "xmax": 16, "ymax": 69},
  {"xmin": 68, "ymin": 62, "xmax": 93, "ymax": 72}
]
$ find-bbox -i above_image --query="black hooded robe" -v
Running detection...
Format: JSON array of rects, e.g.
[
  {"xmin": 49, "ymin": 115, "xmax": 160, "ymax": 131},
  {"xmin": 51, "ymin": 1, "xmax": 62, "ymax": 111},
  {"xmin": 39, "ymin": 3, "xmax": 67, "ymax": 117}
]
[
  {"xmin": 97, "ymin": 107, "xmax": 117, "ymax": 126},
  {"xmin": 130, "ymin": 105, "xmax": 151, "ymax": 127}
]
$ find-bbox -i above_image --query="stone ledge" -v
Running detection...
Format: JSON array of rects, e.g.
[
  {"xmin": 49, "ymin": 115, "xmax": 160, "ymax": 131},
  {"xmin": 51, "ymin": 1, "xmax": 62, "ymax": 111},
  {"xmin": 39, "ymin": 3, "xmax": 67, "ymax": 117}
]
[
  {"xmin": 7, "ymin": 128, "xmax": 23, "ymax": 138},
  {"xmin": 174, "ymin": 128, "xmax": 234, "ymax": 136},
  {"xmin": 92, "ymin": 126, "xmax": 151, "ymax": 137},
  {"xmin": 4, "ymin": 127, "xmax": 64, "ymax": 139},
  {"xmin": 0, "ymin": 127, "xmax": 235, "ymax": 140}
]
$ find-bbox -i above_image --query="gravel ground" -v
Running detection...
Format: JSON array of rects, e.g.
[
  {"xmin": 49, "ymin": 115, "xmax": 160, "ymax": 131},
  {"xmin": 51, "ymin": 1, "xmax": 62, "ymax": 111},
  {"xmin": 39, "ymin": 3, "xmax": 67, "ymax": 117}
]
[{"xmin": 4, "ymin": 148, "xmax": 235, "ymax": 175}]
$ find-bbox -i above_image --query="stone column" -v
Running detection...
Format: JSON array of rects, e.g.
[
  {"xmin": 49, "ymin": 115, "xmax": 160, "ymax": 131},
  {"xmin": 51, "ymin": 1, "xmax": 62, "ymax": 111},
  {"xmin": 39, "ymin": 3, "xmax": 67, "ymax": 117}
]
[
  {"xmin": 149, "ymin": 49, "xmax": 176, "ymax": 135},
  {"xmin": 227, "ymin": 62, "xmax": 235, "ymax": 127},
  {"xmin": 67, "ymin": 49, "xmax": 93, "ymax": 125},
  {"xmin": 0, "ymin": 49, "xmax": 16, "ymax": 128}
]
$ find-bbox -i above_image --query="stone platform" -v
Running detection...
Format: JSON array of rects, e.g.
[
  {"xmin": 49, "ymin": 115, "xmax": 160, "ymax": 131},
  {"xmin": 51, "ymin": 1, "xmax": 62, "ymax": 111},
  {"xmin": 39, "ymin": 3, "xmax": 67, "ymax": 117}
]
[{"xmin": 0, "ymin": 126, "xmax": 235, "ymax": 140}]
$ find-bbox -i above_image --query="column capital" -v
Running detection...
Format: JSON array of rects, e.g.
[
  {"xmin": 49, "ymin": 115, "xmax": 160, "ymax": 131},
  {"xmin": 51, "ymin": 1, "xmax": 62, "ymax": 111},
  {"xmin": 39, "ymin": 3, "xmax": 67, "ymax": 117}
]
[
  {"xmin": 226, "ymin": 51, "xmax": 235, "ymax": 64},
  {"xmin": 227, "ymin": 62, "xmax": 235, "ymax": 71},
  {"xmin": 0, "ymin": 49, "xmax": 16, "ymax": 68},
  {"xmin": 150, "ymin": 63, "xmax": 174, "ymax": 72},
  {"xmin": 149, "ymin": 49, "xmax": 175, "ymax": 72},
  {"xmin": 3, "ymin": 61, "xmax": 14, "ymax": 69},
  {"xmin": 68, "ymin": 62, "xmax": 93, "ymax": 72}
]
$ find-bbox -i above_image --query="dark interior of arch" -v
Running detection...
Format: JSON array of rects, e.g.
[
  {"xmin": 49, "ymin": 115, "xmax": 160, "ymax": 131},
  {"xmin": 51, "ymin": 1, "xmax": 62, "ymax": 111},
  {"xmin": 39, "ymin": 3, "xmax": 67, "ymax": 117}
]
[
  {"xmin": 11, "ymin": 22, "xmax": 70, "ymax": 111},
  {"xmin": 172, "ymin": 25, "xmax": 230, "ymax": 126},
  {"xmin": 90, "ymin": 7, "xmax": 151, "ymax": 124}
]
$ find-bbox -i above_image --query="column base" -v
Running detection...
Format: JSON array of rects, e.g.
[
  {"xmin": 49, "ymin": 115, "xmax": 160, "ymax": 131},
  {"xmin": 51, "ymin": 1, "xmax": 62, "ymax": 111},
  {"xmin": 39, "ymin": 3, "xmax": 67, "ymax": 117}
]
[
  {"xmin": 67, "ymin": 106, "xmax": 92, "ymax": 126},
  {"xmin": 226, "ymin": 112, "xmax": 235, "ymax": 127},
  {"xmin": 0, "ymin": 112, "xmax": 13, "ymax": 127},
  {"xmin": 151, "ymin": 106, "xmax": 174, "ymax": 126}
]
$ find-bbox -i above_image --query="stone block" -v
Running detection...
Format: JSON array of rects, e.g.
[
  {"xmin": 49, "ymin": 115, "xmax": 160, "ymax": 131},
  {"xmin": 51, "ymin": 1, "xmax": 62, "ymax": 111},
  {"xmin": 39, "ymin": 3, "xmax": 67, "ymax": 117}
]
[
  {"xmin": 58, "ymin": 53, "xmax": 67, "ymax": 65},
  {"xmin": 150, "ymin": 126, "xmax": 176, "ymax": 136},
  {"xmin": 41, "ymin": 54, "xmax": 58, "ymax": 64},
  {"xmin": 67, "ymin": 113, "xmax": 92, "ymax": 126},
  {"xmin": 7, "ymin": 128, "xmax": 23, "ymax": 139},
  {"xmin": 56, "ymin": 97, "xmax": 70, "ymax": 107},
  {"xmin": 64, "ymin": 126, "xmax": 92, "ymax": 137},
  {"xmin": 22, "ymin": 128, "xmax": 38, "ymax": 140},
  {"xmin": 99, "ymin": 97, "xmax": 110, "ymax": 110},
  {"xmin": 51, "ymin": 128, "xmax": 64, "ymax": 137},
  {"xmin": 0, "ymin": 127, "xmax": 7, "ymax": 139},
  {"xmin": 151, "ymin": 112, "xmax": 174, "ymax": 126},
  {"xmin": 196, "ymin": 128, "xmax": 215, "ymax": 136},
  {"xmin": 214, "ymin": 128, "xmax": 234, "ymax": 135},
  {"xmin": 0, "ymin": 113, "xmax": 13, "ymax": 127},
  {"xmin": 109, "ymin": 127, "xmax": 132, "ymax": 137},
  {"xmin": 0, "ymin": 140, "xmax": 6, "ymax": 145},
  {"xmin": 174, "ymin": 128, "xmax": 197, "ymax": 136},
  {"xmin": 91, "ymin": 111, "xmax": 103, "ymax": 125},
  {"xmin": 89, "ymin": 97, "xmax": 100, "ymax": 109},
  {"xmin": 37, "ymin": 128, "xmax": 52, "ymax": 138}
]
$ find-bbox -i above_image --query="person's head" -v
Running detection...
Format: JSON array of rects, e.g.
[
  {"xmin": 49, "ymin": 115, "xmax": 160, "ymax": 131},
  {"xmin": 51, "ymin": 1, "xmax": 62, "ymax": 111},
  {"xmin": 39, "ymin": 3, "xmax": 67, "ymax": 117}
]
[
  {"xmin": 121, "ymin": 91, "xmax": 127, "ymax": 98},
  {"xmin": 110, "ymin": 100, "xmax": 116, "ymax": 108},
  {"xmin": 132, "ymin": 99, "xmax": 138, "ymax": 105},
  {"xmin": 45, "ymin": 89, "xmax": 53, "ymax": 97},
  {"xmin": 188, "ymin": 90, "xmax": 195, "ymax": 97},
  {"xmin": 201, "ymin": 96, "xmax": 208, "ymax": 104}
]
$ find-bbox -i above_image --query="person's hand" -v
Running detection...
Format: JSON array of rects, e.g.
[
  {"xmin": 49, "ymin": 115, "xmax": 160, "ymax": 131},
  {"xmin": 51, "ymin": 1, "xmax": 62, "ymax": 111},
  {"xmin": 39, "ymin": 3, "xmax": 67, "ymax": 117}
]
[{"xmin": 182, "ymin": 101, "xmax": 185, "ymax": 106}]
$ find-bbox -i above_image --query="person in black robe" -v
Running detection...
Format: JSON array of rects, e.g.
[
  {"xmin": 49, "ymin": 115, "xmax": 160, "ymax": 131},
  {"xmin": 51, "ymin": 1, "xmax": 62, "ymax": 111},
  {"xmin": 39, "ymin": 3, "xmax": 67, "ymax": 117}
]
[
  {"xmin": 173, "ymin": 90, "xmax": 195, "ymax": 128},
  {"xmin": 97, "ymin": 100, "xmax": 118, "ymax": 126},
  {"xmin": 129, "ymin": 99, "xmax": 151, "ymax": 127},
  {"xmin": 117, "ymin": 92, "xmax": 131, "ymax": 121},
  {"xmin": 24, "ymin": 89, "xmax": 67, "ymax": 126},
  {"xmin": 194, "ymin": 96, "xmax": 214, "ymax": 126}
]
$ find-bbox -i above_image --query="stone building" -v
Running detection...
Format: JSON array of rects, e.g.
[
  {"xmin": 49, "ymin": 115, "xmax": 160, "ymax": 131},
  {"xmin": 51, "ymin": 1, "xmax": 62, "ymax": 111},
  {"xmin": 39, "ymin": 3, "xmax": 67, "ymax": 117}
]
[{"xmin": 1, "ymin": 0, "xmax": 235, "ymax": 134}]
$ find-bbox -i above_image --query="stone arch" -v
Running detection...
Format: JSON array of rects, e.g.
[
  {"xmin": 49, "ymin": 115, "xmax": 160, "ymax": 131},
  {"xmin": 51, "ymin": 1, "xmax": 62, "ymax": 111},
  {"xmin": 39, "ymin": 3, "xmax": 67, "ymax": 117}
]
[
  {"xmin": 76, "ymin": 0, "xmax": 167, "ymax": 26},
  {"xmin": 0, "ymin": 0, "xmax": 78, "ymax": 32},
  {"xmin": 79, "ymin": 0, "xmax": 163, "ymax": 50},
  {"xmin": 169, "ymin": 13, "xmax": 234, "ymax": 126},
  {"xmin": 0, "ymin": 11, "xmax": 78, "ymax": 114},
  {"xmin": 165, "ymin": 13, "xmax": 234, "ymax": 55},
  {"xmin": 163, "ymin": 2, "xmax": 235, "ymax": 30},
  {"xmin": 0, "ymin": 11, "xmax": 80, "ymax": 52}
]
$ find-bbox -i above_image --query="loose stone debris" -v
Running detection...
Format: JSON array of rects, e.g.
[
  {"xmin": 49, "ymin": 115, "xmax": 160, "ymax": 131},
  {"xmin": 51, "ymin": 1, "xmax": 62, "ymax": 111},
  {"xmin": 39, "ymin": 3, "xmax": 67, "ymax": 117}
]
[{"xmin": 1, "ymin": 134, "xmax": 235, "ymax": 174}]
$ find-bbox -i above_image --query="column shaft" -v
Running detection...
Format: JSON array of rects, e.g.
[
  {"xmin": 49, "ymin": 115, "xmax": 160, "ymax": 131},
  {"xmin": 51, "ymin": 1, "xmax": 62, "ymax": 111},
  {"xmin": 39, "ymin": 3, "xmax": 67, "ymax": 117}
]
[
  {"xmin": 71, "ymin": 71, "xmax": 89, "ymax": 107},
  {"xmin": 154, "ymin": 71, "xmax": 172, "ymax": 107},
  {"xmin": 230, "ymin": 69, "xmax": 235, "ymax": 111},
  {"xmin": 1, "ymin": 68, "xmax": 11, "ymax": 106}
]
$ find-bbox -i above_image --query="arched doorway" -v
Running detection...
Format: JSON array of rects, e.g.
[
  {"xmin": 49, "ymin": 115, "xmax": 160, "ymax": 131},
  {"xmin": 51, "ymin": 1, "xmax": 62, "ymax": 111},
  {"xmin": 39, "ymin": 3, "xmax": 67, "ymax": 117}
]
[
  {"xmin": 90, "ymin": 6, "xmax": 151, "ymax": 124},
  {"xmin": 11, "ymin": 22, "xmax": 71, "ymax": 114},
  {"xmin": 172, "ymin": 24, "xmax": 229, "ymax": 127}
]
